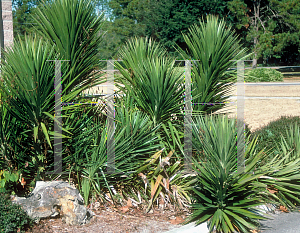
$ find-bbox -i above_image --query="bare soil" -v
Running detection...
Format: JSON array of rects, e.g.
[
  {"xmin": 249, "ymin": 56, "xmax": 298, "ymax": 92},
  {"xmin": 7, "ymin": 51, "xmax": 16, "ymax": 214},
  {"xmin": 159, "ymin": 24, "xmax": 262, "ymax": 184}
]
[{"xmin": 215, "ymin": 77, "xmax": 300, "ymax": 132}]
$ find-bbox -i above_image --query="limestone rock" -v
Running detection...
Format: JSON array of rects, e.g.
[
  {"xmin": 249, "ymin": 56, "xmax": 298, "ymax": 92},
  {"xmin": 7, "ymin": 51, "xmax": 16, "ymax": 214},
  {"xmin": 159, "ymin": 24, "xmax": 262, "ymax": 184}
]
[{"xmin": 11, "ymin": 181, "xmax": 94, "ymax": 225}]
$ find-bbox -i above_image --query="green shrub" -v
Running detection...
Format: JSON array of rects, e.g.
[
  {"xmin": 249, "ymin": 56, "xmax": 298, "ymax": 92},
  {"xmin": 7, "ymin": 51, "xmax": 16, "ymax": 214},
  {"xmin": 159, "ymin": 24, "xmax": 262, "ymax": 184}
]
[
  {"xmin": 186, "ymin": 115, "xmax": 300, "ymax": 233},
  {"xmin": 187, "ymin": 115, "xmax": 266, "ymax": 233},
  {"xmin": 251, "ymin": 116, "xmax": 300, "ymax": 157},
  {"xmin": 178, "ymin": 15, "xmax": 248, "ymax": 115},
  {"xmin": 274, "ymin": 121, "xmax": 300, "ymax": 164},
  {"xmin": 0, "ymin": 192, "xmax": 33, "ymax": 233},
  {"xmin": 245, "ymin": 68, "xmax": 283, "ymax": 82},
  {"xmin": 0, "ymin": 170, "xmax": 20, "ymax": 195}
]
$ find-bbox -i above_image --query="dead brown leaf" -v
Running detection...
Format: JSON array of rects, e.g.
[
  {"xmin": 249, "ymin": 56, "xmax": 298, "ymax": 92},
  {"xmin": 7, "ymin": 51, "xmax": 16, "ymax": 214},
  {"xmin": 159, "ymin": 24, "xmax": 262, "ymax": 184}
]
[
  {"xmin": 120, "ymin": 205, "xmax": 130, "ymax": 213},
  {"xmin": 267, "ymin": 185, "xmax": 278, "ymax": 194},
  {"xmin": 279, "ymin": 205, "xmax": 289, "ymax": 213},
  {"xmin": 169, "ymin": 216, "xmax": 184, "ymax": 225},
  {"xmin": 127, "ymin": 199, "xmax": 132, "ymax": 208}
]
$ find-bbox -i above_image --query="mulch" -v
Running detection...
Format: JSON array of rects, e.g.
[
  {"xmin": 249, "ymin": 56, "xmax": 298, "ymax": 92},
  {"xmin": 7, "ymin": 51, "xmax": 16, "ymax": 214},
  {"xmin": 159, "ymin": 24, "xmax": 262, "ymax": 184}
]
[{"xmin": 25, "ymin": 201, "xmax": 191, "ymax": 233}]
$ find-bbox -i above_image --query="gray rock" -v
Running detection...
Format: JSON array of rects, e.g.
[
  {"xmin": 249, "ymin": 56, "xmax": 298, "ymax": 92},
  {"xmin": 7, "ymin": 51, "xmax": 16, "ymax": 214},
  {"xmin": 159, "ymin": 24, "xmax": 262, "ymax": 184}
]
[{"xmin": 11, "ymin": 181, "xmax": 94, "ymax": 225}]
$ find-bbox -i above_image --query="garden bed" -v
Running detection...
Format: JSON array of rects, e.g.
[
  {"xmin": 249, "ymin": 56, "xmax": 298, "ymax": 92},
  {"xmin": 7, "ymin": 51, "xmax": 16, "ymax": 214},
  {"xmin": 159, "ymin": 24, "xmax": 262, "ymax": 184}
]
[{"xmin": 25, "ymin": 204, "xmax": 190, "ymax": 233}]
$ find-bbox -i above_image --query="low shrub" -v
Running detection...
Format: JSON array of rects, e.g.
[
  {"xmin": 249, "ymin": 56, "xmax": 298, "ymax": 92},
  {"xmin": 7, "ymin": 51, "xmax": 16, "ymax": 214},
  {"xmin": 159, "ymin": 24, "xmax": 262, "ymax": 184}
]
[
  {"xmin": 186, "ymin": 115, "xmax": 300, "ymax": 233},
  {"xmin": 0, "ymin": 192, "xmax": 33, "ymax": 233},
  {"xmin": 274, "ymin": 121, "xmax": 300, "ymax": 164},
  {"xmin": 187, "ymin": 115, "xmax": 266, "ymax": 232},
  {"xmin": 245, "ymin": 68, "xmax": 283, "ymax": 82},
  {"xmin": 251, "ymin": 116, "xmax": 300, "ymax": 157},
  {"xmin": 0, "ymin": 170, "xmax": 21, "ymax": 195}
]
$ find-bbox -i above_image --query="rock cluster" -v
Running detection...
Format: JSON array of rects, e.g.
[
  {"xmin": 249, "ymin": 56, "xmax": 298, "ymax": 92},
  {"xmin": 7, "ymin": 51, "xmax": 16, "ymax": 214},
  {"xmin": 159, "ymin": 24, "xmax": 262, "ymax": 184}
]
[{"xmin": 11, "ymin": 181, "xmax": 94, "ymax": 225}]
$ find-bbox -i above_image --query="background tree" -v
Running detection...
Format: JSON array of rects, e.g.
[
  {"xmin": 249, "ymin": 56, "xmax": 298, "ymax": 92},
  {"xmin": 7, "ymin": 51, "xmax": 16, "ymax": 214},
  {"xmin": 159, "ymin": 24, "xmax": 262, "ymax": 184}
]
[
  {"xmin": 12, "ymin": 0, "xmax": 42, "ymax": 40},
  {"xmin": 99, "ymin": 0, "xmax": 157, "ymax": 59},
  {"xmin": 95, "ymin": 0, "xmax": 113, "ymax": 20},
  {"xmin": 107, "ymin": 0, "xmax": 232, "ymax": 57},
  {"xmin": 228, "ymin": 0, "xmax": 300, "ymax": 67},
  {"xmin": 12, "ymin": 0, "xmax": 300, "ymax": 64},
  {"xmin": 101, "ymin": 0, "xmax": 300, "ymax": 63},
  {"xmin": 150, "ymin": 0, "xmax": 232, "ymax": 56}
]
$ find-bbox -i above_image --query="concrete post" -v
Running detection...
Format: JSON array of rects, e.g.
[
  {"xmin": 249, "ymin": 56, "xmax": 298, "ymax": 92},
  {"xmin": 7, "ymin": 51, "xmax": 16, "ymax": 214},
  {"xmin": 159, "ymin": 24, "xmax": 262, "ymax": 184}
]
[
  {"xmin": 0, "ymin": 0, "xmax": 14, "ymax": 59},
  {"xmin": 184, "ymin": 60, "xmax": 192, "ymax": 173}
]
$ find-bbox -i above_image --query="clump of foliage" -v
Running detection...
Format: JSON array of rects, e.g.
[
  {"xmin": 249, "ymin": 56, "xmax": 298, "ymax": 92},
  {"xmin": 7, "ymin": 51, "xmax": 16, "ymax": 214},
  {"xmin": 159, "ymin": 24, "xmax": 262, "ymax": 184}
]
[
  {"xmin": 251, "ymin": 116, "xmax": 300, "ymax": 157},
  {"xmin": 1, "ymin": 0, "xmax": 107, "ymax": 189},
  {"xmin": 0, "ymin": 192, "xmax": 33, "ymax": 233},
  {"xmin": 275, "ymin": 121, "xmax": 300, "ymax": 165},
  {"xmin": 185, "ymin": 114, "xmax": 300, "ymax": 233},
  {"xmin": 177, "ymin": 15, "xmax": 248, "ymax": 115},
  {"xmin": 0, "ymin": 170, "xmax": 21, "ymax": 195},
  {"xmin": 245, "ymin": 68, "xmax": 283, "ymax": 82}
]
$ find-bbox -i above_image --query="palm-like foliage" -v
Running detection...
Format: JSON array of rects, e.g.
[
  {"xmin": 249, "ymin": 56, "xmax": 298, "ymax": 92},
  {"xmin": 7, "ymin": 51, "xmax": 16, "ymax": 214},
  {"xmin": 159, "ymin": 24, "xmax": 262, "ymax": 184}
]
[
  {"xmin": 32, "ymin": 0, "xmax": 106, "ymax": 99},
  {"xmin": 0, "ymin": 93, "xmax": 45, "ymax": 193},
  {"xmin": 186, "ymin": 115, "xmax": 300, "ymax": 233},
  {"xmin": 62, "ymin": 101, "xmax": 161, "ymax": 205},
  {"xmin": 115, "ymin": 37, "xmax": 185, "ymax": 126},
  {"xmin": 266, "ymin": 122, "xmax": 300, "ymax": 208},
  {"xmin": 0, "ymin": 0, "xmax": 107, "ymax": 184},
  {"xmin": 115, "ymin": 37, "xmax": 190, "ymax": 159},
  {"xmin": 177, "ymin": 15, "xmax": 248, "ymax": 114},
  {"xmin": 275, "ymin": 122, "xmax": 300, "ymax": 163},
  {"xmin": 0, "ymin": 98, "xmax": 19, "ymax": 170},
  {"xmin": 0, "ymin": 35, "xmax": 57, "ymax": 181}
]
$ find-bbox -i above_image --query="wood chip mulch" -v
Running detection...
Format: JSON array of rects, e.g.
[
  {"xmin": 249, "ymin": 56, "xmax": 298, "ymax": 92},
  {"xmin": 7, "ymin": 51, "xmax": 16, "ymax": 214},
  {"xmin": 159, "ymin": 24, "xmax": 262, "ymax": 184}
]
[{"xmin": 25, "ymin": 202, "xmax": 191, "ymax": 233}]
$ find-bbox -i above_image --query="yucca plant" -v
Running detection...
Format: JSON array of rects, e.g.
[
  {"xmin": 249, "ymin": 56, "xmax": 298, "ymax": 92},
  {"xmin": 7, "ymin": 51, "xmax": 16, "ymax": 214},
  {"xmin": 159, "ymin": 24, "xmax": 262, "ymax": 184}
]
[
  {"xmin": 0, "ymin": 98, "xmax": 29, "ymax": 194},
  {"xmin": 105, "ymin": 95, "xmax": 190, "ymax": 209},
  {"xmin": 275, "ymin": 122, "xmax": 300, "ymax": 164},
  {"xmin": 265, "ymin": 122, "xmax": 300, "ymax": 208},
  {"xmin": 185, "ymin": 115, "xmax": 300, "ymax": 233},
  {"xmin": 115, "ymin": 37, "xmax": 198, "ymax": 159},
  {"xmin": 115, "ymin": 37, "xmax": 185, "ymax": 126},
  {"xmin": 0, "ymin": 94, "xmax": 39, "ymax": 194},
  {"xmin": 32, "ymin": 0, "xmax": 106, "ymax": 99},
  {"xmin": 0, "ymin": 95, "xmax": 19, "ymax": 171},
  {"xmin": 177, "ymin": 15, "xmax": 249, "ymax": 115},
  {"xmin": 0, "ymin": 35, "xmax": 60, "ymax": 181},
  {"xmin": 62, "ymin": 102, "xmax": 161, "ymax": 205}
]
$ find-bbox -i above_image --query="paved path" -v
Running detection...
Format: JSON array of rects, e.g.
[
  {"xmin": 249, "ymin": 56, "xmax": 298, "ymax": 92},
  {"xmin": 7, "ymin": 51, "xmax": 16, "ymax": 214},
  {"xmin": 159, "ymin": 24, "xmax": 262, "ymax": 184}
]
[
  {"xmin": 162, "ymin": 210, "xmax": 300, "ymax": 233},
  {"xmin": 259, "ymin": 211, "xmax": 300, "ymax": 233}
]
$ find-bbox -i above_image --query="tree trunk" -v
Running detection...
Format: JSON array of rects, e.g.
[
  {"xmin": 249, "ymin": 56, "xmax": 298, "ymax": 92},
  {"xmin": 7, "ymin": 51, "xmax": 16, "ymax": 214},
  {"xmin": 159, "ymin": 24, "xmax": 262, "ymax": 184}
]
[
  {"xmin": 252, "ymin": 36, "xmax": 258, "ymax": 68},
  {"xmin": 252, "ymin": 57, "xmax": 257, "ymax": 69},
  {"xmin": 252, "ymin": 0, "xmax": 260, "ymax": 69}
]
